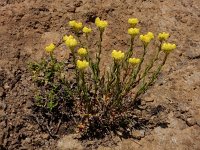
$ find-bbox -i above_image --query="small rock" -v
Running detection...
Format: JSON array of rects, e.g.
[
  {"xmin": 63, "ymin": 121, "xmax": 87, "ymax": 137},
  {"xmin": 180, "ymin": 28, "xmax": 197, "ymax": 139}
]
[
  {"xmin": 145, "ymin": 97, "xmax": 154, "ymax": 102},
  {"xmin": 131, "ymin": 130, "xmax": 145, "ymax": 140},
  {"xmin": 196, "ymin": 120, "xmax": 200, "ymax": 127},
  {"xmin": 179, "ymin": 104, "xmax": 189, "ymax": 113},
  {"xmin": 116, "ymin": 131, "xmax": 123, "ymax": 136},
  {"xmin": 186, "ymin": 118, "xmax": 196, "ymax": 126},
  {"xmin": 4, "ymin": 83, "xmax": 10, "ymax": 90},
  {"xmin": 67, "ymin": 64, "xmax": 75, "ymax": 69},
  {"xmin": 0, "ymin": 87, "xmax": 4, "ymax": 97},
  {"xmin": 41, "ymin": 133, "xmax": 49, "ymax": 140},
  {"xmin": 23, "ymin": 137, "xmax": 31, "ymax": 144}
]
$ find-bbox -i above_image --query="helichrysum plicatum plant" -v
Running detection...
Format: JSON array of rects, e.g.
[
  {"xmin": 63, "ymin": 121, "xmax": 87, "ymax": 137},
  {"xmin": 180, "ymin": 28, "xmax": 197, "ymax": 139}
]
[{"xmin": 30, "ymin": 17, "xmax": 176, "ymax": 135}]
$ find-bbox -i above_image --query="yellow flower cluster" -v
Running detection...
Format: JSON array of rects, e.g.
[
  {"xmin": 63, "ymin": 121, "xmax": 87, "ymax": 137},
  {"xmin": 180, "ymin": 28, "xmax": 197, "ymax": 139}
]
[
  {"xmin": 128, "ymin": 18, "xmax": 139, "ymax": 27},
  {"xmin": 78, "ymin": 48, "xmax": 87, "ymax": 56},
  {"xmin": 45, "ymin": 43, "xmax": 56, "ymax": 53},
  {"xmin": 83, "ymin": 27, "xmax": 92, "ymax": 34},
  {"xmin": 64, "ymin": 35, "xmax": 78, "ymax": 50},
  {"xmin": 69, "ymin": 20, "xmax": 83, "ymax": 31},
  {"xmin": 128, "ymin": 58, "xmax": 141, "ymax": 65},
  {"xmin": 128, "ymin": 28, "xmax": 140, "ymax": 37},
  {"xmin": 140, "ymin": 32, "xmax": 154, "ymax": 45},
  {"xmin": 76, "ymin": 60, "xmax": 89, "ymax": 70},
  {"xmin": 111, "ymin": 50, "xmax": 125, "ymax": 60},
  {"xmin": 63, "ymin": 35, "xmax": 73, "ymax": 41},
  {"xmin": 95, "ymin": 17, "xmax": 108, "ymax": 31},
  {"xmin": 161, "ymin": 43, "xmax": 176, "ymax": 53},
  {"xmin": 158, "ymin": 32, "xmax": 170, "ymax": 41}
]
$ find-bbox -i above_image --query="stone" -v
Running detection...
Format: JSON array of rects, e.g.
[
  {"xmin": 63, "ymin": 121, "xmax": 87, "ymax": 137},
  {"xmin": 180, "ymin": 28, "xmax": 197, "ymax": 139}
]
[
  {"xmin": 186, "ymin": 118, "xmax": 196, "ymax": 126},
  {"xmin": 131, "ymin": 130, "xmax": 145, "ymax": 140},
  {"xmin": 41, "ymin": 133, "xmax": 49, "ymax": 140},
  {"xmin": 0, "ymin": 87, "xmax": 4, "ymax": 97},
  {"xmin": 196, "ymin": 120, "xmax": 200, "ymax": 127}
]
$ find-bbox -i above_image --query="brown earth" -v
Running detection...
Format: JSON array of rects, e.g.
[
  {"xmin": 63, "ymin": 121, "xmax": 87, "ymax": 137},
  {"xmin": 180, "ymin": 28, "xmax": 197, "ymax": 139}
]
[{"xmin": 0, "ymin": 0, "xmax": 200, "ymax": 149}]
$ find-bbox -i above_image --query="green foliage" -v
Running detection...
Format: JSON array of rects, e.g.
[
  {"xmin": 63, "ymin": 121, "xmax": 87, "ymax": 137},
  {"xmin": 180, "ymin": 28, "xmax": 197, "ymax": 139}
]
[{"xmin": 29, "ymin": 17, "xmax": 176, "ymax": 136}]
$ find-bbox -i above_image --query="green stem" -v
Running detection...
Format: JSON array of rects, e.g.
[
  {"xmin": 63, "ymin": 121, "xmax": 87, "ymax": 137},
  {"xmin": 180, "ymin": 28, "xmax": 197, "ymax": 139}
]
[
  {"xmin": 133, "ymin": 45, "xmax": 147, "ymax": 80},
  {"xmin": 71, "ymin": 50, "xmax": 79, "ymax": 90},
  {"xmin": 133, "ymin": 53, "xmax": 169, "ymax": 101},
  {"xmin": 139, "ymin": 42, "xmax": 162, "ymax": 81},
  {"xmin": 122, "ymin": 45, "xmax": 147, "ymax": 95},
  {"xmin": 80, "ymin": 71, "xmax": 90, "ymax": 113},
  {"xmin": 96, "ymin": 30, "xmax": 103, "ymax": 76}
]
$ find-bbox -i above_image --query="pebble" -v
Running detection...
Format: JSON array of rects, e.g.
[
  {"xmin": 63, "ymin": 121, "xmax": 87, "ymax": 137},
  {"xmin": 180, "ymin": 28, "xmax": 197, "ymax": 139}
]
[
  {"xmin": 41, "ymin": 133, "xmax": 49, "ymax": 140},
  {"xmin": 131, "ymin": 130, "xmax": 145, "ymax": 140},
  {"xmin": 0, "ymin": 87, "xmax": 4, "ymax": 97},
  {"xmin": 186, "ymin": 118, "xmax": 196, "ymax": 126},
  {"xmin": 196, "ymin": 120, "xmax": 200, "ymax": 127}
]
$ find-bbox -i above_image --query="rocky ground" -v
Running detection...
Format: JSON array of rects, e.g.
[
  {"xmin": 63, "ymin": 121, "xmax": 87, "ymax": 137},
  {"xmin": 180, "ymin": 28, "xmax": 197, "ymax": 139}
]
[{"xmin": 0, "ymin": 0, "xmax": 200, "ymax": 149}]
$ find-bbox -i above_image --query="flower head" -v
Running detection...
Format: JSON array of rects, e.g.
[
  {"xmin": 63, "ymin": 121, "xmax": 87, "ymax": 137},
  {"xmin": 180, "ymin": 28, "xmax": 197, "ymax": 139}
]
[
  {"xmin": 95, "ymin": 17, "xmax": 108, "ymax": 31},
  {"xmin": 76, "ymin": 60, "xmax": 89, "ymax": 70},
  {"xmin": 140, "ymin": 32, "xmax": 154, "ymax": 45},
  {"xmin": 68, "ymin": 20, "xmax": 83, "ymax": 31},
  {"xmin": 83, "ymin": 27, "xmax": 92, "ymax": 34},
  {"xmin": 78, "ymin": 48, "xmax": 87, "ymax": 56},
  {"xmin": 63, "ymin": 35, "xmax": 74, "ymax": 41},
  {"xmin": 45, "ymin": 43, "xmax": 56, "ymax": 53},
  {"xmin": 140, "ymin": 35, "xmax": 151, "ymax": 45},
  {"xmin": 128, "ymin": 58, "xmax": 141, "ymax": 65},
  {"xmin": 161, "ymin": 42, "xmax": 176, "ymax": 53},
  {"xmin": 147, "ymin": 32, "xmax": 154, "ymax": 40},
  {"xmin": 64, "ymin": 35, "xmax": 78, "ymax": 50},
  {"xmin": 111, "ymin": 50, "xmax": 125, "ymax": 60},
  {"xmin": 69, "ymin": 20, "xmax": 76, "ymax": 27},
  {"xmin": 128, "ymin": 28, "xmax": 140, "ymax": 37},
  {"xmin": 128, "ymin": 18, "xmax": 139, "ymax": 27},
  {"xmin": 158, "ymin": 32, "xmax": 170, "ymax": 41}
]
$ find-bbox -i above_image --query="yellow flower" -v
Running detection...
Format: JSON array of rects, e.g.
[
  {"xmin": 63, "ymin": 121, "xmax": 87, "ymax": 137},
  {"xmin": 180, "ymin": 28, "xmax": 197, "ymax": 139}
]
[
  {"xmin": 147, "ymin": 32, "xmax": 154, "ymax": 40},
  {"xmin": 64, "ymin": 35, "xmax": 78, "ymax": 50},
  {"xmin": 158, "ymin": 32, "xmax": 170, "ymax": 41},
  {"xmin": 78, "ymin": 48, "xmax": 87, "ymax": 56},
  {"xmin": 95, "ymin": 17, "xmax": 108, "ymax": 31},
  {"xmin": 111, "ymin": 50, "xmax": 125, "ymax": 60},
  {"xmin": 68, "ymin": 20, "xmax": 83, "ymax": 31},
  {"xmin": 128, "ymin": 58, "xmax": 141, "ymax": 65},
  {"xmin": 83, "ymin": 27, "xmax": 92, "ymax": 34},
  {"xmin": 63, "ymin": 35, "xmax": 74, "ymax": 41},
  {"xmin": 128, "ymin": 18, "xmax": 139, "ymax": 27},
  {"xmin": 76, "ymin": 60, "xmax": 89, "ymax": 70},
  {"xmin": 69, "ymin": 20, "xmax": 76, "ymax": 27},
  {"xmin": 45, "ymin": 43, "xmax": 56, "ymax": 53},
  {"xmin": 74, "ymin": 22, "xmax": 83, "ymax": 30},
  {"xmin": 140, "ymin": 32, "xmax": 154, "ymax": 45},
  {"xmin": 161, "ymin": 43, "xmax": 176, "ymax": 53},
  {"xmin": 140, "ymin": 35, "xmax": 151, "ymax": 45},
  {"xmin": 128, "ymin": 28, "xmax": 140, "ymax": 37}
]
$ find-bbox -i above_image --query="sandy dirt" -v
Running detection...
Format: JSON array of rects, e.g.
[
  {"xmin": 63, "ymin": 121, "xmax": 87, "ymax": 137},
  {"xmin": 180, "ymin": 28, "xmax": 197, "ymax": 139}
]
[{"xmin": 0, "ymin": 0, "xmax": 200, "ymax": 149}]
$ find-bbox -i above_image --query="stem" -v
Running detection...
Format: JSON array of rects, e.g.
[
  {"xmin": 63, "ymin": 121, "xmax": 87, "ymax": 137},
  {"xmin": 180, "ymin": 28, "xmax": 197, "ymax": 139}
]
[
  {"xmin": 126, "ymin": 37, "xmax": 134, "ymax": 59},
  {"xmin": 133, "ymin": 45, "xmax": 147, "ymax": 80},
  {"xmin": 133, "ymin": 53, "xmax": 169, "ymax": 101},
  {"xmin": 96, "ymin": 30, "xmax": 103, "ymax": 77},
  {"xmin": 115, "ymin": 62, "xmax": 121, "ymax": 104},
  {"xmin": 139, "ymin": 42, "xmax": 162, "ymax": 81},
  {"xmin": 122, "ymin": 45, "xmax": 147, "ymax": 95},
  {"xmin": 71, "ymin": 50, "xmax": 79, "ymax": 89},
  {"xmin": 80, "ymin": 71, "xmax": 90, "ymax": 113}
]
